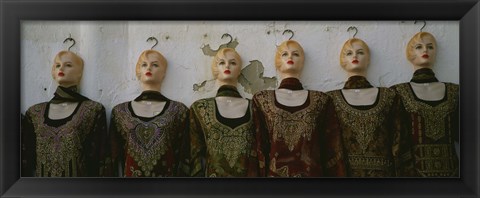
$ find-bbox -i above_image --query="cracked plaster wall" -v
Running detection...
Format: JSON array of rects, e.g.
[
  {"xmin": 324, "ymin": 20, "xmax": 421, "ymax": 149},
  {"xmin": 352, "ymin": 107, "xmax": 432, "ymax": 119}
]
[{"xmin": 21, "ymin": 21, "xmax": 459, "ymax": 121}]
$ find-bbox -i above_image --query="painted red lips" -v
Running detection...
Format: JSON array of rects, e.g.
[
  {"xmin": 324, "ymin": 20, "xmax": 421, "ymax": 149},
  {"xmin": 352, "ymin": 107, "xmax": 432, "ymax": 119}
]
[
  {"xmin": 224, "ymin": 70, "xmax": 231, "ymax": 74},
  {"xmin": 287, "ymin": 60, "xmax": 294, "ymax": 65},
  {"xmin": 58, "ymin": 72, "xmax": 65, "ymax": 77},
  {"xmin": 422, "ymin": 54, "xmax": 429, "ymax": 59},
  {"xmin": 352, "ymin": 60, "xmax": 359, "ymax": 64},
  {"xmin": 145, "ymin": 72, "xmax": 152, "ymax": 76}
]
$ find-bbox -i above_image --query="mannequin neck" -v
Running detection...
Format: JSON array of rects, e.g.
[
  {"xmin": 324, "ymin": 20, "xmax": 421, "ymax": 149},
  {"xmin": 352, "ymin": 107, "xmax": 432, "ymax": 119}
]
[
  {"xmin": 413, "ymin": 65, "xmax": 433, "ymax": 71},
  {"xmin": 58, "ymin": 82, "xmax": 79, "ymax": 88},
  {"xmin": 279, "ymin": 73, "xmax": 301, "ymax": 80},
  {"xmin": 347, "ymin": 71, "xmax": 366, "ymax": 78},
  {"xmin": 217, "ymin": 80, "xmax": 238, "ymax": 87},
  {"xmin": 141, "ymin": 83, "xmax": 162, "ymax": 92}
]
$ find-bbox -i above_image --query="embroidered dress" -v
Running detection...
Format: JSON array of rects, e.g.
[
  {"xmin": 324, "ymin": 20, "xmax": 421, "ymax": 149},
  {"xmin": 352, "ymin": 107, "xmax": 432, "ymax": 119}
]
[
  {"xmin": 109, "ymin": 93, "xmax": 189, "ymax": 177},
  {"xmin": 328, "ymin": 76, "xmax": 414, "ymax": 177},
  {"xmin": 21, "ymin": 86, "xmax": 107, "ymax": 177},
  {"xmin": 188, "ymin": 85, "xmax": 256, "ymax": 177},
  {"xmin": 251, "ymin": 78, "xmax": 346, "ymax": 177},
  {"xmin": 392, "ymin": 69, "xmax": 459, "ymax": 177}
]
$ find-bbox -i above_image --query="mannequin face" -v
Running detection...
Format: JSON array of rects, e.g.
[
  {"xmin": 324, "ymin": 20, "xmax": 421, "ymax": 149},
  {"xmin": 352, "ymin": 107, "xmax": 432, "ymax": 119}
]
[
  {"xmin": 277, "ymin": 43, "xmax": 305, "ymax": 76},
  {"xmin": 52, "ymin": 52, "xmax": 83, "ymax": 87},
  {"xmin": 410, "ymin": 35, "xmax": 436, "ymax": 68},
  {"xmin": 138, "ymin": 53, "xmax": 167, "ymax": 85},
  {"xmin": 215, "ymin": 51, "xmax": 241, "ymax": 84},
  {"xmin": 342, "ymin": 41, "xmax": 369, "ymax": 74}
]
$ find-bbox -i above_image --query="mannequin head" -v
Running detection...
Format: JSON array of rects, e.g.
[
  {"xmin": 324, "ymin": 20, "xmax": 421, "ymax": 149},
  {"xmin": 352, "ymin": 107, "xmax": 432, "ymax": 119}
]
[
  {"xmin": 51, "ymin": 51, "xmax": 84, "ymax": 87},
  {"xmin": 135, "ymin": 50, "xmax": 168, "ymax": 88},
  {"xmin": 211, "ymin": 48, "xmax": 242, "ymax": 86},
  {"xmin": 275, "ymin": 40, "xmax": 305, "ymax": 79},
  {"xmin": 406, "ymin": 32, "xmax": 437, "ymax": 69},
  {"xmin": 339, "ymin": 38, "xmax": 370, "ymax": 76}
]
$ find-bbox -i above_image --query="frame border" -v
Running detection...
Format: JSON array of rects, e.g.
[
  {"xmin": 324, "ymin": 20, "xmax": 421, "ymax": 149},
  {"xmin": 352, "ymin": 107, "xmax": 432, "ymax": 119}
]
[{"xmin": 1, "ymin": 0, "xmax": 479, "ymax": 197}]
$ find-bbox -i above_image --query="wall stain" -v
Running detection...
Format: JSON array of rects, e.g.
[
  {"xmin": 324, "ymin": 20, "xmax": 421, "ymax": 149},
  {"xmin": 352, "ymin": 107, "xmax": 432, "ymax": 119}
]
[
  {"xmin": 193, "ymin": 80, "xmax": 207, "ymax": 91},
  {"xmin": 201, "ymin": 39, "xmax": 239, "ymax": 57},
  {"xmin": 238, "ymin": 60, "xmax": 277, "ymax": 94}
]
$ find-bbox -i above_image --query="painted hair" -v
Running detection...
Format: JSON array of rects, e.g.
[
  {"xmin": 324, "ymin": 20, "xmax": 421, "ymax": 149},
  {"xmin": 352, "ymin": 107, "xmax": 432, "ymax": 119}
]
[
  {"xmin": 135, "ymin": 50, "xmax": 167, "ymax": 79},
  {"xmin": 339, "ymin": 38, "xmax": 370, "ymax": 69},
  {"xmin": 211, "ymin": 48, "xmax": 242, "ymax": 79},
  {"xmin": 406, "ymin": 32, "xmax": 437, "ymax": 63},
  {"xmin": 275, "ymin": 40, "xmax": 305, "ymax": 70}
]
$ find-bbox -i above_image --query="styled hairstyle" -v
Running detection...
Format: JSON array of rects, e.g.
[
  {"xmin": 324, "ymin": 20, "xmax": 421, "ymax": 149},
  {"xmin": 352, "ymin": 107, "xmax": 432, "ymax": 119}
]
[
  {"xmin": 51, "ymin": 51, "xmax": 84, "ymax": 81},
  {"xmin": 406, "ymin": 32, "xmax": 437, "ymax": 63},
  {"xmin": 135, "ymin": 50, "xmax": 167, "ymax": 79},
  {"xmin": 275, "ymin": 40, "xmax": 305, "ymax": 70},
  {"xmin": 339, "ymin": 38, "xmax": 370, "ymax": 69},
  {"xmin": 211, "ymin": 48, "xmax": 242, "ymax": 79}
]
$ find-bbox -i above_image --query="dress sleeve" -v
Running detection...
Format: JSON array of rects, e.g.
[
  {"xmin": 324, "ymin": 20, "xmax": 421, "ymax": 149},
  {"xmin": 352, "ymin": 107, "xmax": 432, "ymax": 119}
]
[
  {"xmin": 188, "ymin": 105, "xmax": 206, "ymax": 177},
  {"xmin": 322, "ymin": 98, "xmax": 347, "ymax": 177},
  {"xmin": 391, "ymin": 95, "xmax": 416, "ymax": 177},
  {"xmin": 83, "ymin": 105, "xmax": 108, "ymax": 177},
  {"xmin": 251, "ymin": 95, "xmax": 270, "ymax": 177},
  {"xmin": 109, "ymin": 108, "xmax": 126, "ymax": 177},
  {"xmin": 21, "ymin": 111, "xmax": 36, "ymax": 177}
]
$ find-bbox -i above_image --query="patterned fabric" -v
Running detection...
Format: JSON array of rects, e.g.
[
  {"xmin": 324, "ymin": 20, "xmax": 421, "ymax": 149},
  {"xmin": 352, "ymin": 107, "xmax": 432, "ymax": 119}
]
[
  {"xmin": 328, "ymin": 88, "xmax": 414, "ymax": 177},
  {"xmin": 278, "ymin": 77, "xmax": 303, "ymax": 90},
  {"xmin": 343, "ymin": 75, "xmax": 374, "ymax": 89},
  {"xmin": 188, "ymin": 98, "xmax": 256, "ymax": 177},
  {"xmin": 392, "ymin": 82, "xmax": 459, "ymax": 177},
  {"xmin": 251, "ymin": 90, "xmax": 346, "ymax": 177},
  {"xmin": 410, "ymin": 68, "xmax": 439, "ymax": 83},
  {"xmin": 21, "ymin": 100, "xmax": 107, "ymax": 177},
  {"xmin": 108, "ymin": 100, "xmax": 189, "ymax": 177}
]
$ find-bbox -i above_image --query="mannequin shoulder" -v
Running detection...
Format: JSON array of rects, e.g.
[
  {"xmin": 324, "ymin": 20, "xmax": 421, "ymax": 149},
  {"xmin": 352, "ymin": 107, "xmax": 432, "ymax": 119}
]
[
  {"xmin": 169, "ymin": 100, "xmax": 189, "ymax": 112},
  {"xmin": 190, "ymin": 97, "xmax": 215, "ymax": 110},
  {"xmin": 26, "ymin": 102, "xmax": 48, "ymax": 114},
  {"xmin": 252, "ymin": 90, "xmax": 274, "ymax": 101},
  {"xmin": 83, "ymin": 100, "xmax": 105, "ymax": 111}
]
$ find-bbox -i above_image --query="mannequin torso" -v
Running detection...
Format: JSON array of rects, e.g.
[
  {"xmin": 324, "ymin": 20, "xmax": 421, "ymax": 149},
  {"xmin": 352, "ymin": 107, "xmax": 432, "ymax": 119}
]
[
  {"xmin": 48, "ymin": 102, "xmax": 79, "ymax": 119},
  {"xmin": 341, "ymin": 87, "xmax": 378, "ymax": 106},
  {"xmin": 275, "ymin": 89, "xmax": 308, "ymax": 107},
  {"xmin": 131, "ymin": 100, "xmax": 167, "ymax": 117},
  {"xmin": 215, "ymin": 97, "xmax": 248, "ymax": 119},
  {"xmin": 409, "ymin": 82, "xmax": 445, "ymax": 101}
]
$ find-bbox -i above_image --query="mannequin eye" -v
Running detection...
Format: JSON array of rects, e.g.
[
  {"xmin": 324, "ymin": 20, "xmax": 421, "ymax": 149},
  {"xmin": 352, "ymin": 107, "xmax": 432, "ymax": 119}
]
[
  {"xmin": 293, "ymin": 52, "xmax": 300, "ymax": 57},
  {"xmin": 415, "ymin": 45, "xmax": 423, "ymax": 50},
  {"xmin": 141, "ymin": 63, "xmax": 147, "ymax": 67},
  {"xmin": 65, "ymin": 64, "xmax": 72, "ymax": 67},
  {"xmin": 153, "ymin": 63, "xmax": 159, "ymax": 67},
  {"xmin": 357, "ymin": 52, "xmax": 364, "ymax": 55},
  {"xmin": 427, "ymin": 46, "xmax": 434, "ymax": 50},
  {"xmin": 230, "ymin": 61, "xmax": 237, "ymax": 65},
  {"xmin": 346, "ymin": 52, "xmax": 352, "ymax": 56},
  {"xmin": 281, "ymin": 52, "xmax": 288, "ymax": 57},
  {"xmin": 219, "ymin": 61, "xmax": 225, "ymax": 65},
  {"xmin": 55, "ymin": 64, "xmax": 61, "ymax": 68}
]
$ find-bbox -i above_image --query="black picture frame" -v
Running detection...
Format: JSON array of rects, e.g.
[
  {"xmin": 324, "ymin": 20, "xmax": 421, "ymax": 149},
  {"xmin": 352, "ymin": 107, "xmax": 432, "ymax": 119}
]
[{"xmin": 1, "ymin": 0, "xmax": 479, "ymax": 197}]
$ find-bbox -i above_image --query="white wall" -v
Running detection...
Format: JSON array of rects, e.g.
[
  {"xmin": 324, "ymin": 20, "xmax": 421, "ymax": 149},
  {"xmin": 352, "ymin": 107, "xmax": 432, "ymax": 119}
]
[{"xmin": 21, "ymin": 21, "xmax": 459, "ymax": 120}]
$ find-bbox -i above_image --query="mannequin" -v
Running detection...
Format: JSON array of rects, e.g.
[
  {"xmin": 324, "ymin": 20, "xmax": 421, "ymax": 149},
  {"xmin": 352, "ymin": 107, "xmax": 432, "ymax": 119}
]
[
  {"xmin": 251, "ymin": 40, "xmax": 346, "ymax": 177},
  {"xmin": 392, "ymin": 32, "xmax": 459, "ymax": 177},
  {"xmin": 108, "ymin": 49, "xmax": 189, "ymax": 177},
  {"xmin": 327, "ymin": 38, "xmax": 414, "ymax": 177},
  {"xmin": 188, "ymin": 48, "xmax": 256, "ymax": 177},
  {"xmin": 21, "ymin": 50, "xmax": 107, "ymax": 177}
]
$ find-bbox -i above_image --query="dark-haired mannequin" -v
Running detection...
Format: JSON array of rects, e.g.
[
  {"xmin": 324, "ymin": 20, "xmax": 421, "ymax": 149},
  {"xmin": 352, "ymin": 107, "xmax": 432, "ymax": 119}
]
[
  {"xmin": 328, "ymin": 38, "xmax": 413, "ymax": 177},
  {"xmin": 188, "ymin": 48, "xmax": 256, "ymax": 177},
  {"xmin": 108, "ymin": 50, "xmax": 189, "ymax": 177},
  {"xmin": 391, "ymin": 32, "xmax": 459, "ymax": 177},
  {"xmin": 251, "ymin": 40, "xmax": 346, "ymax": 177},
  {"xmin": 21, "ymin": 51, "xmax": 108, "ymax": 177}
]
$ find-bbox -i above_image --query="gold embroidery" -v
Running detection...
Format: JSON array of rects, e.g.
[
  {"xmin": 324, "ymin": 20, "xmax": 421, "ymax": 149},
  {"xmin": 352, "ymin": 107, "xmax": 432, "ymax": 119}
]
[
  {"xmin": 414, "ymin": 144, "xmax": 458, "ymax": 177},
  {"xmin": 395, "ymin": 83, "xmax": 458, "ymax": 141},
  {"xmin": 114, "ymin": 102, "xmax": 187, "ymax": 177},
  {"xmin": 330, "ymin": 88, "xmax": 395, "ymax": 154},
  {"xmin": 348, "ymin": 155, "xmax": 393, "ymax": 171},
  {"xmin": 193, "ymin": 99, "xmax": 254, "ymax": 168},
  {"xmin": 255, "ymin": 91, "xmax": 327, "ymax": 151},
  {"xmin": 28, "ymin": 101, "xmax": 101, "ymax": 177}
]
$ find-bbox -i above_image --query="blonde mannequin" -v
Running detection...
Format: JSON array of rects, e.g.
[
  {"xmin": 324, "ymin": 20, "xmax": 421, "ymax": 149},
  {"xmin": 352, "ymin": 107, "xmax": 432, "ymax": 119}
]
[
  {"xmin": 274, "ymin": 40, "xmax": 308, "ymax": 106},
  {"xmin": 48, "ymin": 51, "xmax": 83, "ymax": 119},
  {"xmin": 188, "ymin": 47, "xmax": 256, "ymax": 177},
  {"xmin": 406, "ymin": 32, "xmax": 445, "ymax": 101},
  {"xmin": 108, "ymin": 48, "xmax": 189, "ymax": 177},
  {"xmin": 338, "ymin": 38, "xmax": 378, "ymax": 106},
  {"xmin": 212, "ymin": 48, "xmax": 249, "ymax": 118},
  {"xmin": 131, "ymin": 50, "xmax": 167, "ymax": 117}
]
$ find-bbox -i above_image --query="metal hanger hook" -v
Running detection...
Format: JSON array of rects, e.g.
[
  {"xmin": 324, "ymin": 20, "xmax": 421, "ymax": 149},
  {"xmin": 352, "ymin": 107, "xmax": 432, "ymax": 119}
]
[
  {"xmin": 347, "ymin": 26, "xmax": 358, "ymax": 38},
  {"xmin": 63, "ymin": 34, "xmax": 76, "ymax": 51},
  {"xmin": 221, "ymin": 33, "xmax": 233, "ymax": 44},
  {"xmin": 147, "ymin": 36, "xmax": 158, "ymax": 50},
  {"xmin": 282, "ymin": 29, "xmax": 294, "ymax": 40},
  {"xmin": 414, "ymin": 20, "xmax": 426, "ymax": 32}
]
